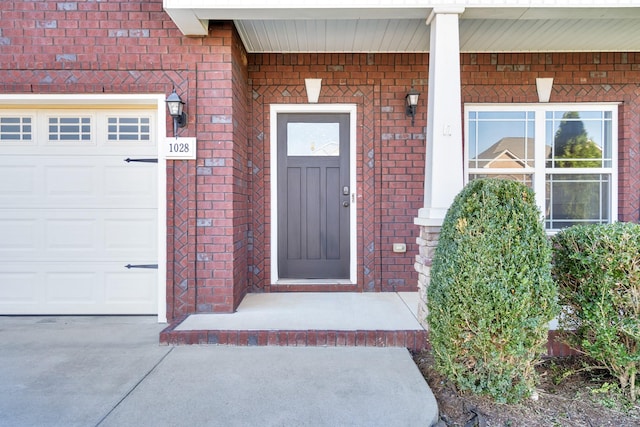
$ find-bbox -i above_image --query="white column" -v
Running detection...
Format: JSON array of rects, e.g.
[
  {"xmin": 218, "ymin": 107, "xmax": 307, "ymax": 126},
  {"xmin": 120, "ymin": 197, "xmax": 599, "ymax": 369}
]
[{"xmin": 415, "ymin": 8, "xmax": 465, "ymax": 227}]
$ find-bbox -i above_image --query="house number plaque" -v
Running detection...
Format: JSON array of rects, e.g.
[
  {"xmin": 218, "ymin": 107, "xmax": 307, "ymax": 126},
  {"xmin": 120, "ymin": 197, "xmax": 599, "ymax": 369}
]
[{"xmin": 164, "ymin": 137, "xmax": 196, "ymax": 160}]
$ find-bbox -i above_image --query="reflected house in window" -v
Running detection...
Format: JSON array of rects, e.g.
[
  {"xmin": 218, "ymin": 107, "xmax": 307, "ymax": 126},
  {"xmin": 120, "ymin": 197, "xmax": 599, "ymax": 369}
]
[
  {"xmin": 475, "ymin": 137, "xmax": 536, "ymax": 169},
  {"xmin": 471, "ymin": 137, "xmax": 549, "ymax": 186},
  {"xmin": 471, "ymin": 133, "xmax": 606, "ymax": 229}
]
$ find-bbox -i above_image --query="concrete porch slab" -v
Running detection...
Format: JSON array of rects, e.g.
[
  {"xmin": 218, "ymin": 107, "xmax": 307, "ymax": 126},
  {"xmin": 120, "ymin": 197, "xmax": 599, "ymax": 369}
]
[
  {"xmin": 177, "ymin": 292, "xmax": 423, "ymax": 331},
  {"xmin": 162, "ymin": 292, "xmax": 428, "ymax": 350}
]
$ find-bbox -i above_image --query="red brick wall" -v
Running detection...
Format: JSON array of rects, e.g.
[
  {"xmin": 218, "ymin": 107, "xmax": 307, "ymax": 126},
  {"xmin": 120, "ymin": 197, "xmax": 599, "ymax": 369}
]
[
  {"xmin": 2, "ymin": 1, "xmax": 639, "ymax": 317},
  {"xmin": 192, "ymin": 23, "xmax": 249, "ymax": 314},
  {"xmin": 0, "ymin": 0, "xmax": 192, "ymax": 321},
  {"xmin": 248, "ymin": 54, "xmax": 428, "ymax": 293},
  {"xmin": 231, "ymin": 26, "xmax": 250, "ymax": 308},
  {"xmin": 248, "ymin": 52, "xmax": 640, "ymax": 293},
  {"xmin": 0, "ymin": 2, "xmax": 251, "ymax": 320},
  {"xmin": 461, "ymin": 52, "xmax": 640, "ymax": 223}
]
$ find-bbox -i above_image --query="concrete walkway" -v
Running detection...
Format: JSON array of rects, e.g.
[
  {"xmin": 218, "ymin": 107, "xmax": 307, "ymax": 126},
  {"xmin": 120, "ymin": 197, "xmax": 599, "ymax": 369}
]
[{"xmin": 0, "ymin": 315, "xmax": 439, "ymax": 427}]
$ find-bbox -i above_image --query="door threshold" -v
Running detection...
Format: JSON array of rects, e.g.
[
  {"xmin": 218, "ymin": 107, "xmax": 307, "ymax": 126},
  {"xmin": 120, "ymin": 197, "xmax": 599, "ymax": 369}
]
[{"xmin": 275, "ymin": 279, "xmax": 354, "ymax": 286}]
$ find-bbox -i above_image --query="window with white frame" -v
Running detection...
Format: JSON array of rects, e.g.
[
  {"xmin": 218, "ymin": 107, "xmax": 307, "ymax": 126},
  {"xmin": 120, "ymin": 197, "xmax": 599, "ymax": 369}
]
[
  {"xmin": 48, "ymin": 116, "xmax": 92, "ymax": 142},
  {"xmin": 107, "ymin": 116, "xmax": 151, "ymax": 141},
  {"xmin": 465, "ymin": 104, "xmax": 617, "ymax": 231},
  {"xmin": 0, "ymin": 116, "xmax": 33, "ymax": 142}
]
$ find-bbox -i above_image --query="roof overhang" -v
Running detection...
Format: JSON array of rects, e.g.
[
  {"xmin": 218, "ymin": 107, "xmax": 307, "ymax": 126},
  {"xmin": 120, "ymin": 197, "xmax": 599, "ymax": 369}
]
[{"xmin": 163, "ymin": 1, "xmax": 640, "ymax": 53}]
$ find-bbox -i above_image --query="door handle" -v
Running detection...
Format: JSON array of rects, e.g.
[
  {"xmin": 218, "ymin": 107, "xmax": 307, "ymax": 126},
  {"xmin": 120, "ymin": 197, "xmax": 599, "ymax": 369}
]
[{"xmin": 343, "ymin": 201, "xmax": 350, "ymax": 207}]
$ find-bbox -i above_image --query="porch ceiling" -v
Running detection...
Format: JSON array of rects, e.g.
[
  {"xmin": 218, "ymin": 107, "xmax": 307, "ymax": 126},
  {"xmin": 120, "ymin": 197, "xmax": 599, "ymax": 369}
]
[{"xmin": 163, "ymin": 1, "xmax": 640, "ymax": 53}]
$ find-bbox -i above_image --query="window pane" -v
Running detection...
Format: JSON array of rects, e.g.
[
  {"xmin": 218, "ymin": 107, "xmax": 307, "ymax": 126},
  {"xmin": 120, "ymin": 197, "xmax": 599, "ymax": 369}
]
[
  {"xmin": 545, "ymin": 174, "xmax": 610, "ymax": 229},
  {"xmin": 287, "ymin": 122, "xmax": 339, "ymax": 156},
  {"xmin": 546, "ymin": 111, "xmax": 611, "ymax": 168},
  {"xmin": 468, "ymin": 111, "xmax": 535, "ymax": 169}
]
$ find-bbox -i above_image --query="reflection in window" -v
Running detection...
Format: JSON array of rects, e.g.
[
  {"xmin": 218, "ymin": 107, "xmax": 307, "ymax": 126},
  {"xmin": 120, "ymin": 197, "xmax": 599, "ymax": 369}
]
[
  {"xmin": 468, "ymin": 111, "xmax": 535, "ymax": 169},
  {"xmin": 546, "ymin": 111, "xmax": 611, "ymax": 168},
  {"xmin": 287, "ymin": 122, "xmax": 339, "ymax": 156},
  {"xmin": 545, "ymin": 111, "xmax": 612, "ymax": 229},
  {"xmin": 466, "ymin": 106, "xmax": 616, "ymax": 231},
  {"xmin": 546, "ymin": 174, "xmax": 610, "ymax": 229}
]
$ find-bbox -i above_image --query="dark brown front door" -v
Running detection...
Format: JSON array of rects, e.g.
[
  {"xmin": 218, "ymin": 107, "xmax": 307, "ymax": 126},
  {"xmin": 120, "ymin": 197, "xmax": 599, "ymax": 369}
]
[{"xmin": 277, "ymin": 113, "xmax": 350, "ymax": 279}]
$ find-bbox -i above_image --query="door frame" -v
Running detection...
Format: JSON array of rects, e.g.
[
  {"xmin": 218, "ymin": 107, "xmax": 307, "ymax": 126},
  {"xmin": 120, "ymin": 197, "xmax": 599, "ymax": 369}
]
[
  {"xmin": 0, "ymin": 94, "xmax": 168, "ymax": 322},
  {"xmin": 270, "ymin": 104, "xmax": 357, "ymax": 284}
]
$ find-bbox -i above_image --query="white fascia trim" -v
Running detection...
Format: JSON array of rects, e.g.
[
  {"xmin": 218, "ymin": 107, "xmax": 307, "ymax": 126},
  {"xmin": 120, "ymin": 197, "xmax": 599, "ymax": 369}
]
[
  {"xmin": 270, "ymin": 104, "xmax": 358, "ymax": 285},
  {"xmin": 162, "ymin": 7, "xmax": 208, "ymax": 37},
  {"xmin": 427, "ymin": 7, "xmax": 465, "ymax": 25},
  {"xmin": 0, "ymin": 93, "xmax": 168, "ymax": 323},
  {"xmin": 164, "ymin": 0, "xmax": 635, "ymax": 9}
]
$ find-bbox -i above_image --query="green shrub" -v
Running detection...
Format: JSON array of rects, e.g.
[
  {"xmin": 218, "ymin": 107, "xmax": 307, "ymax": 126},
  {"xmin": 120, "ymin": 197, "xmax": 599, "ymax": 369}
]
[
  {"xmin": 552, "ymin": 222, "xmax": 640, "ymax": 401},
  {"xmin": 427, "ymin": 178, "xmax": 558, "ymax": 403}
]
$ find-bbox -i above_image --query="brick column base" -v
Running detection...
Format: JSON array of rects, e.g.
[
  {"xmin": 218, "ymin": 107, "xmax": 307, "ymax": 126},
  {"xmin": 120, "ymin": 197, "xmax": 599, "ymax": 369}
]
[{"xmin": 414, "ymin": 226, "xmax": 441, "ymax": 330}]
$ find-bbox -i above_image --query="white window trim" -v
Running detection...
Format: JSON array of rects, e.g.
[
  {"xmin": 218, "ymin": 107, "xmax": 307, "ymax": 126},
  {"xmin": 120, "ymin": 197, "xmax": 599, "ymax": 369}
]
[
  {"xmin": 45, "ymin": 114, "xmax": 94, "ymax": 145},
  {"xmin": 106, "ymin": 114, "xmax": 154, "ymax": 144},
  {"xmin": 270, "ymin": 104, "xmax": 358, "ymax": 284},
  {"xmin": 0, "ymin": 115, "xmax": 36, "ymax": 145},
  {"xmin": 464, "ymin": 103, "xmax": 619, "ymax": 231},
  {"xmin": 0, "ymin": 94, "xmax": 168, "ymax": 323}
]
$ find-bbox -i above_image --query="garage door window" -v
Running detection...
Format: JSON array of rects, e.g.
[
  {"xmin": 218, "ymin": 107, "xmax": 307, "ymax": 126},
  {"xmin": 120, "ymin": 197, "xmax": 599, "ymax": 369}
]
[
  {"xmin": 0, "ymin": 117, "xmax": 32, "ymax": 142},
  {"xmin": 48, "ymin": 116, "xmax": 92, "ymax": 142},
  {"xmin": 107, "ymin": 117, "xmax": 151, "ymax": 141}
]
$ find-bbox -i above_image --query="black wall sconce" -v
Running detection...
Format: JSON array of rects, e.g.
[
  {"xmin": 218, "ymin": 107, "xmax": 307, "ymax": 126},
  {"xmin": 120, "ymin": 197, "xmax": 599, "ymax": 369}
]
[
  {"xmin": 165, "ymin": 89, "xmax": 187, "ymax": 138},
  {"xmin": 405, "ymin": 87, "xmax": 420, "ymax": 126}
]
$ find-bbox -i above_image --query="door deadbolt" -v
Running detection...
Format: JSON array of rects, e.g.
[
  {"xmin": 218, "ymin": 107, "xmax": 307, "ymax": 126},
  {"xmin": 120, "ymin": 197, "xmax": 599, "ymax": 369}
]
[{"xmin": 342, "ymin": 186, "xmax": 349, "ymax": 196}]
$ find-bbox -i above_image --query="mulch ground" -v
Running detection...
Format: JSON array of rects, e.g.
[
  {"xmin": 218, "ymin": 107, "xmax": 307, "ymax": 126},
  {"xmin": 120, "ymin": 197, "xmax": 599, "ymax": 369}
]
[{"xmin": 413, "ymin": 351, "xmax": 640, "ymax": 427}]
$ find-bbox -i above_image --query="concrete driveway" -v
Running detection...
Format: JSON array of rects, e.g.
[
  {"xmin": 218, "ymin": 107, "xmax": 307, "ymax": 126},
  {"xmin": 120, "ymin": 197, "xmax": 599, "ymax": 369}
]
[{"xmin": 0, "ymin": 316, "xmax": 438, "ymax": 427}]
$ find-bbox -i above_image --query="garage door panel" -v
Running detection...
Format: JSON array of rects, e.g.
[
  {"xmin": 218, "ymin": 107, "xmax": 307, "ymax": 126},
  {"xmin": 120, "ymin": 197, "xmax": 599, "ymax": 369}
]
[
  {"xmin": 0, "ymin": 156, "xmax": 155, "ymax": 209},
  {"xmin": 104, "ymin": 163, "xmax": 156, "ymax": 205},
  {"xmin": 104, "ymin": 215, "xmax": 157, "ymax": 253},
  {"xmin": 46, "ymin": 271, "xmax": 98, "ymax": 304},
  {"xmin": 45, "ymin": 164, "xmax": 96, "ymax": 198},
  {"xmin": 105, "ymin": 270, "xmax": 157, "ymax": 304},
  {"xmin": 0, "ymin": 262, "xmax": 157, "ymax": 314},
  {"xmin": 0, "ymin": 218, "xmax": 39, "ymax": 251},
  {"xmin": 0, "ymin": 165, "xmax": 37, "ymax": 197},
  {"xmin": 0, "ymin": 210, "xmax": 156, "ymax": 261},
  {"xmin": 46, "ymin": 218, "xmax": 98, "ymax": 252},
  {"xmin": 0, "ymin": 272, "xmax": 38, "ymax": 303}
]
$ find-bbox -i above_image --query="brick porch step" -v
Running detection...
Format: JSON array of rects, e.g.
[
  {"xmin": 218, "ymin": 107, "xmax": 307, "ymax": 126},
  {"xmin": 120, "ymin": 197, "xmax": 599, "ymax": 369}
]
[
  {"xmin": 159, "ymin": 292, "xmax": 428, "ymax": 351},
  {"xmin": 160, "ymin": 323, "xmax": 428, "ymax": 351}
]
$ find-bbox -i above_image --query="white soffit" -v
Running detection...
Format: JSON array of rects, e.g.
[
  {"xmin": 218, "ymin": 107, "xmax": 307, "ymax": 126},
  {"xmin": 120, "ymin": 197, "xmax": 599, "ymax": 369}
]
[{"xmin": 163, "ymin": 1, "xmax": 640, "ymax": 53}]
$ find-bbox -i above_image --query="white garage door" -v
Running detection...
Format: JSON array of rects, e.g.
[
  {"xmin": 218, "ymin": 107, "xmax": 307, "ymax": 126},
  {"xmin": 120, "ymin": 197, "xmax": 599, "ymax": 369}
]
[{"xmin": 0, "ymin": 108, "xmax": 158, "ymax": 314}]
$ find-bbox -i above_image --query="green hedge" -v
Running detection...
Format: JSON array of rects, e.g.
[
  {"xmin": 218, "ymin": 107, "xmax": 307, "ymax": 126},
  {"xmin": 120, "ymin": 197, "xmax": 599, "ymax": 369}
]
[
  {"xmin": 552, "ymin": 222, "xmax": 640, "ymax": 401},
  {"xmin": 428, "ymin": 179, "xmax": 558, "ymax": 403}
]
